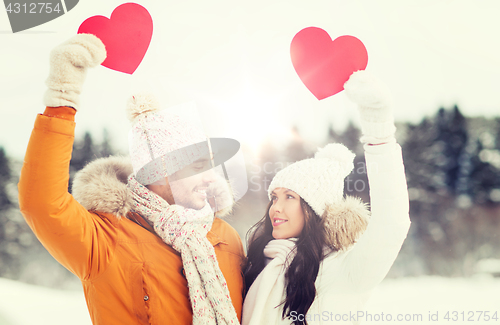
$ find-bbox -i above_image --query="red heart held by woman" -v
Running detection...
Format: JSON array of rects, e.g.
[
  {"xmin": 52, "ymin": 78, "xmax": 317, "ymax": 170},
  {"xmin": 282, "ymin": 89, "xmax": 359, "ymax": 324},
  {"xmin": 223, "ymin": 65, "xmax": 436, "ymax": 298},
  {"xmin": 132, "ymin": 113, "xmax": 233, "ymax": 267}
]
[
  {"xmin": 290, "ymin": 27, "xmax": 368, "ymax": 100},
  {"xmin": 78, "ymin": 3, "xmax": 153, "ymax": 74}
]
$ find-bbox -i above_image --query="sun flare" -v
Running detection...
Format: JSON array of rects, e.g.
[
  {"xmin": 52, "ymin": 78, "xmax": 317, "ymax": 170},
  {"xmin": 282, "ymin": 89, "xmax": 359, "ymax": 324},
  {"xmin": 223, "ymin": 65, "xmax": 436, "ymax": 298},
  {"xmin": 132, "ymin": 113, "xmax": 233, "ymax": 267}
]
[{"xmin": 210, "ymin": 85, "xmax": 292, "ymax": 156}]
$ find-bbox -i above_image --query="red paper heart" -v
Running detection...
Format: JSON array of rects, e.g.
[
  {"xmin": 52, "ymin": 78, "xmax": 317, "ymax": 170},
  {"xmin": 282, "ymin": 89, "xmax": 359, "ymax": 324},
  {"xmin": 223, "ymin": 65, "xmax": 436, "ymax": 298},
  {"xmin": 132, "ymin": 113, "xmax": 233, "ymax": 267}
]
[
  {"xmin": 77, "ymin": 3, "xmax": 153, "ymax": 74},
  {"xmin": 290, "ymin": 27, "xmax": 368, "ymax": 100}
]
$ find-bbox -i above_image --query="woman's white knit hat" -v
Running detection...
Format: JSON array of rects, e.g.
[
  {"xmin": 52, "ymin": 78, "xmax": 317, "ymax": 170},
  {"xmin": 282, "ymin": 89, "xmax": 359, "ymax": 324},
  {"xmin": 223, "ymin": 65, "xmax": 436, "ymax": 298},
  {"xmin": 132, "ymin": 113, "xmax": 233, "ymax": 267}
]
[{"xmin": 268, "ymin": 143, "xmax": 355, "ymax": 217}]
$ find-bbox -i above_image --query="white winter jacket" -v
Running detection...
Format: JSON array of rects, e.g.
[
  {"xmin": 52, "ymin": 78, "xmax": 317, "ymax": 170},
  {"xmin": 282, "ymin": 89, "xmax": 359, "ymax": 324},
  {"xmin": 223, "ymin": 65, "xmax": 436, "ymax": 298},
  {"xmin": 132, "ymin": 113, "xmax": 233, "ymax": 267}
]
[{"xmin": 242, "ymin": 142, "xmax": 411, "ymax": 325}]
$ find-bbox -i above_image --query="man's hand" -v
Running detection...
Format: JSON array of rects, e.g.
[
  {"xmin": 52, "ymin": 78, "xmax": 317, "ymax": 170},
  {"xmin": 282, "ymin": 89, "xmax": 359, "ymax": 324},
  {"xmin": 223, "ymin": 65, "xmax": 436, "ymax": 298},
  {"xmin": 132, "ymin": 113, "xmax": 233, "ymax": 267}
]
[
  {"xmin": 344, "ymin": 70, "xmax": 396, "ymax": 144},
  {"xmin": 44, "ymin": 33, "xmax": 106, "ymax": 110}
]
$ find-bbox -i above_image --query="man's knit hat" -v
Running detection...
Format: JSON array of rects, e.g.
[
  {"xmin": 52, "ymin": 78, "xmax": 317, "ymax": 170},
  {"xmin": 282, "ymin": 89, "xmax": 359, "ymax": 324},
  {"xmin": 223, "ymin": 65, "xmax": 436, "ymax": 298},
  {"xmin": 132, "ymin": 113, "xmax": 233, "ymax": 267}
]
[
  {"xmin": 126, "ymin": 92, "xmax": 248, "ymax": 216},
  {"xmin": 127, "ymin": 93, "xmax": 211, "ymax": 185},
  {"xmin": 268, "ymin": 143, "xmax": 355, "ymax": 217}
]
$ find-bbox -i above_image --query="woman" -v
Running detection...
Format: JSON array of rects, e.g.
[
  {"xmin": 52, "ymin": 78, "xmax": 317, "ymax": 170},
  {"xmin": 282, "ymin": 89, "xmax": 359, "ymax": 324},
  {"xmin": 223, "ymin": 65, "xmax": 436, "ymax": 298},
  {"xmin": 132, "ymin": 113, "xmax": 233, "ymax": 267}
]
[{"xmin": 242, "ymin": 71, "xmax": 411, "ymax": 325}]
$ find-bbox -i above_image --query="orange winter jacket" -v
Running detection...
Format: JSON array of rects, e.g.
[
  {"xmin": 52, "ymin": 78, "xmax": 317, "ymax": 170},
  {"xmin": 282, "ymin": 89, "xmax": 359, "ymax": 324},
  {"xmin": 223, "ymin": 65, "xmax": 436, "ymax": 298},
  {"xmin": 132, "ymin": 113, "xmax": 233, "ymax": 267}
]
[{"xmin": 18, "ymin": 107, "xmax": 245, "ymax": 325}]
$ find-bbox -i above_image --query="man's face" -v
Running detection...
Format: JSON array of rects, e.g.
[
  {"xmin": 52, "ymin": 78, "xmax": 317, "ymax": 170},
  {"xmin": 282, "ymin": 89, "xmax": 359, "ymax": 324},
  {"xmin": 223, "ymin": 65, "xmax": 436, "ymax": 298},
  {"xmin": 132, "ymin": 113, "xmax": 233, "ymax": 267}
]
[{"xmin": 148, "ymin": 157, "xmax": 216, "ymax": 210}]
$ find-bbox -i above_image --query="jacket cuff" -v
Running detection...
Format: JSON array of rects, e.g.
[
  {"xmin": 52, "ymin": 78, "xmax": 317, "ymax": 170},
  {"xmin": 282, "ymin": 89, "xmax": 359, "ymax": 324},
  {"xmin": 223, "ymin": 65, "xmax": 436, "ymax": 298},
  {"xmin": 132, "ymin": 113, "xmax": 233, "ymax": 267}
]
[
  {"xmin": 43, "ymin": 106, "xmax": 76, "ymax": 122},
  {"xmin": 35, "ymin": 108, "xmax": 76, "ymax": 137}
]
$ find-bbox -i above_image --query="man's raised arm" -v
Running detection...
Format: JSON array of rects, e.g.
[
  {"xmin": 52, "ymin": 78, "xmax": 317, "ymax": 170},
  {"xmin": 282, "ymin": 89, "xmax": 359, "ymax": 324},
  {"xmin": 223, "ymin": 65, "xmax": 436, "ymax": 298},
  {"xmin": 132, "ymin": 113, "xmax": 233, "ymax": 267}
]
[{"xmin": 18, "ymin": 34, "xmax": 107, "ymax": 279}]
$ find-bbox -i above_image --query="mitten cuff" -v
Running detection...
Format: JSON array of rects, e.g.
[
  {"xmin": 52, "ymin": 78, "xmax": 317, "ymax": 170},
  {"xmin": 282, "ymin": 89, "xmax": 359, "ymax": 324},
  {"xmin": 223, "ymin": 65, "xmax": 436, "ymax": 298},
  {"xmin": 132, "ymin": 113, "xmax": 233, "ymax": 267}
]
[
  {"xmin": 360, "ymin": 118, "xmax": 396, "ymax": 140},
  {"xmin": 360, "ymin": 134, "xmax": 396, "ymax": 146},
  {"xmin": 44, "ymin": 88, "xmax": 80, "ymax": 110}
]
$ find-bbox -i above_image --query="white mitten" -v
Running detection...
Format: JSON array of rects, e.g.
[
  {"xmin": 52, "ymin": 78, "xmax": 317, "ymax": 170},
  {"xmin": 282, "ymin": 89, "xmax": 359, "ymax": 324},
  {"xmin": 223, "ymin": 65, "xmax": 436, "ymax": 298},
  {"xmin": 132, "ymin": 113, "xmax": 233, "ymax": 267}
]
[
  {"xmin": 44, "ymin": 33, "xmax": 106, "ymax": 110},
  {"xmin": 344, "ymin": 70, "xmax": 396, "ymax": 144}
]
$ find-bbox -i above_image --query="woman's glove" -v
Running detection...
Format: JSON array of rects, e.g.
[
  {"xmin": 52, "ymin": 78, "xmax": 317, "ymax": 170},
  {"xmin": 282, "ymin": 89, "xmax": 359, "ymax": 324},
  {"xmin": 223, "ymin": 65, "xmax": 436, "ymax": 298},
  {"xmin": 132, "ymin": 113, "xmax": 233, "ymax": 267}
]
[
  {"xmin": 344, "ymin": 70, "xmax": 396, "ymax": 144},
  {"xmin": 44, "ymin": 33, "xmax": 106, "ymax": 110}
]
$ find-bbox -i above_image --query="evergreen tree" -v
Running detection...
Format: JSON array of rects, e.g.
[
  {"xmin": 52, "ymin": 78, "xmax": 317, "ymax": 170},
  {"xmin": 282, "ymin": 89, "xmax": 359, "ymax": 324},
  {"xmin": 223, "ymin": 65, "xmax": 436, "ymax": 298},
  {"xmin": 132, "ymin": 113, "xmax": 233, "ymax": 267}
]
[
  {"xmin": 0, "ymin": 147, "xmax": 40, "ymax": 279},
  {"xmin": 466, "ymin": 139, "xmax": 500, "ymax": 205},
  {"xmin": 325, "ymin": 122, "xmax": 362, "ymax": 154},
  {"xmin": 338, "ymin": 122, "xmax": 362, "ymax": 155},
  {"xmin": 325, "ymin": 124, "xmax": 339, "ymax": 144},
  {"xmin": 494, "ymin": 116, "xmax": 500, "ymax": 151},
  {"xmin": 0, "ymin": 147, "xmax": 11, "ymax": 209},
  {"xmin": 435, "ymin": 105, "xmax": 468, "ymax": 194},
  {"xmin": 0, "ymin": 147, "xmax": 15, "ymax": 275},
  {"xmin": 68, "ymin": 131, "xmax": 117, "ymax": 192},
  {"xmin": 100, "ymin": 129, "xmax": 113, "ymax": 158},
  {"xmin": 71, "ymin": 131, "xmax": 96, "ymax": 172},
  {"xmin": 404, "ymin": 116, "xmax": 444, "ymax": 193}
]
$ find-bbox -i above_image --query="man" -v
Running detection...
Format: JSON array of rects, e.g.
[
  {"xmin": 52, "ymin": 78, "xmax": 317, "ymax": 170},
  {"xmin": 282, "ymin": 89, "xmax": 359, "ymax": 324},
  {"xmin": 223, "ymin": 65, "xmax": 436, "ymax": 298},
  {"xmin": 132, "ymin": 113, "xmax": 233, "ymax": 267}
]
[{"xmin": 18, "ymin": 34, "xmax": 244, "ymax": 325}]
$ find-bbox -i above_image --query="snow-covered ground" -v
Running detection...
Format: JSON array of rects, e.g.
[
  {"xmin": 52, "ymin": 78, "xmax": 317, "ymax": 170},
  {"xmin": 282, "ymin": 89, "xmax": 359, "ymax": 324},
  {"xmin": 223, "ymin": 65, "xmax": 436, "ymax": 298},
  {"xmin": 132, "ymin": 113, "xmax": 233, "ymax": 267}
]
[
  {"xmin": 0, "ymin": 278, "xmax": 90, "ymax": 325},
  {"xmin": 0, "ymin": 276, "xmax": 499, "ymax": 324},
  {"xmin": 364, "ymin": 276, "xmax": 500, "ymax": 324}
]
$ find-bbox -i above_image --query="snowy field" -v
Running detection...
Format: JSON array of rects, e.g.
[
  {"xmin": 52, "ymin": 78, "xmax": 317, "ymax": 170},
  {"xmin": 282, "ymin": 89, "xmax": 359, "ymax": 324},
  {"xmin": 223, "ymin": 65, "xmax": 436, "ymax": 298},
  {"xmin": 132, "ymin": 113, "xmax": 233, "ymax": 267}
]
[
  {"xmin": 0, "ymin": 278, "xmax": 91, "ymax": 325},
  {"xmin": 0, "ymin": 276, "xmax": 499, "ymax": 325},
  {"xmin": 365, "ymin": 276, "xmax": 500, "ymax": 325}
]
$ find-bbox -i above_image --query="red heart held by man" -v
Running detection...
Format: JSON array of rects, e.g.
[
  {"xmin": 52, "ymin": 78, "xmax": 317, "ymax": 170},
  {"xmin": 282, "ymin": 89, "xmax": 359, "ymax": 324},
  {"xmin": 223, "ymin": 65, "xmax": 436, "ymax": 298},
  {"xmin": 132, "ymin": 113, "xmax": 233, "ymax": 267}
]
[
  {"xmin": 77, "ymin": 3, "xmax": 153, "ymax": 74},
  {"xmin": 290, "ymin": 27, "xmax": 368, "ymax": 100}
]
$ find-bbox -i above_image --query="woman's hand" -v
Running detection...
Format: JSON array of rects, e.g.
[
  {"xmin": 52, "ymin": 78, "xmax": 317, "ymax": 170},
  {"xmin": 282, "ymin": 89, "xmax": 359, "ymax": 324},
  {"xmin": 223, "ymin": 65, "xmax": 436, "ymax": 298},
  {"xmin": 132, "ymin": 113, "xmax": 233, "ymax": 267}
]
[{"xmin": 344, "ymin": 71, "xmax": 395, "ymax": 144}]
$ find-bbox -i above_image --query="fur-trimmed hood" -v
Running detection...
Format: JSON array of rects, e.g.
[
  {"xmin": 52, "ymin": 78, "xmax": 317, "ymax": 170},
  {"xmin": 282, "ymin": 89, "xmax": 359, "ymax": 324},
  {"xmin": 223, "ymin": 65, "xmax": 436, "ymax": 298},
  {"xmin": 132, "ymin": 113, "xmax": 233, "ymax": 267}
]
[
  {"xmin": 72, "ymin": 156, "xmax": 234, "ymax": 219},
  {"xmin": 322, "ymin": 196, "xmax": 370, "ymax": 251}
]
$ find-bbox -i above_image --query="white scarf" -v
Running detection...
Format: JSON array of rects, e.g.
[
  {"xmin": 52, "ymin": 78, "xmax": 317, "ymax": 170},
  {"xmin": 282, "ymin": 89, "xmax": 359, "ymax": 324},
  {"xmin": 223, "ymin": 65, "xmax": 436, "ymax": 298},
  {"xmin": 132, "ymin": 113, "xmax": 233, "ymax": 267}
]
[
  {"xmin": 127, "ymin": 176, "xmax": 239, "ymax": 325},
  {"xmin": 242, "ymin": 239, "xmax": 297, "ymax": 325}
]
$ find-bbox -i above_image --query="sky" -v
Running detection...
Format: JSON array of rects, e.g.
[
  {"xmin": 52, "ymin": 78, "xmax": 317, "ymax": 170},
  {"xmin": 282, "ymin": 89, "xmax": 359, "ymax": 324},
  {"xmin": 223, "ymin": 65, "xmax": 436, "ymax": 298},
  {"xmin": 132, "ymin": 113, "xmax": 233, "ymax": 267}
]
[{"xmin": 1, "ymin": 0, "xmax": 500, "ymax": 160}]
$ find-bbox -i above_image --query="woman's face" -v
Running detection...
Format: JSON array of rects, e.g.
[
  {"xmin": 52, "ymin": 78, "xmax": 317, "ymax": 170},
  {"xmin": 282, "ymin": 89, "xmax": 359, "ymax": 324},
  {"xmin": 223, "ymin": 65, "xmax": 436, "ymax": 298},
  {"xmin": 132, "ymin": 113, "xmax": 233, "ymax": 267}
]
[{"xmin": 269, "ymin": 187, "xmax": 306, "ymax": 239}]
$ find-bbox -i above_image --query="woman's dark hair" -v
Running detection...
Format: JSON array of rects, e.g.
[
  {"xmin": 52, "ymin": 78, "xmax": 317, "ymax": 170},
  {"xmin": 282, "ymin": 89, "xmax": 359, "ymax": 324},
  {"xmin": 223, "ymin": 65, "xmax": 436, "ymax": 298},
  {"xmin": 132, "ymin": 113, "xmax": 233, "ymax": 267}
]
[{"xmin": 244, "ymin": 198, "xmax": 328, "ymax": 325}]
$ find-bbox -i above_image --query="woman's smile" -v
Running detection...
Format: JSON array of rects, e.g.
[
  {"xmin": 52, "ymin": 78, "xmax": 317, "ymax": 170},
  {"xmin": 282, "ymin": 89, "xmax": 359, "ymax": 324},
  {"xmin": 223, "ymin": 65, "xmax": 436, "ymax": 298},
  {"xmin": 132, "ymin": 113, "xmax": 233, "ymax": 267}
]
[{"xmin": 272, "ymin": 217, "xmax": 288, "ymax": 227}]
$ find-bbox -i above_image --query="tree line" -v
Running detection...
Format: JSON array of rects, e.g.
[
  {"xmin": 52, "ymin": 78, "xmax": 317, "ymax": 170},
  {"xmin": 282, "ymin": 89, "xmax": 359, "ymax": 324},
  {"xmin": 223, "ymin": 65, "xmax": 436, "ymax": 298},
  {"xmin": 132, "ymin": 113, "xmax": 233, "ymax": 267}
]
[{"xmin": 1, "ymin": 106, "xmax": 500, "ymax": 287}]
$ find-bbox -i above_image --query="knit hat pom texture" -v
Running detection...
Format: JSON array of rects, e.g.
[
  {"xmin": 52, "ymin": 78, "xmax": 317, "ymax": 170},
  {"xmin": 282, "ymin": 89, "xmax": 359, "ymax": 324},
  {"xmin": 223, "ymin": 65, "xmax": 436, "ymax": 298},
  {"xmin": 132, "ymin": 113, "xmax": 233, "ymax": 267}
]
[
  {"xmin": 315, "ymin": 143, "xmax": 356, "ymax": 178},
  {"xmin": 126, "ymin": 92, "xmax": 161, "ymax": 123}
]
